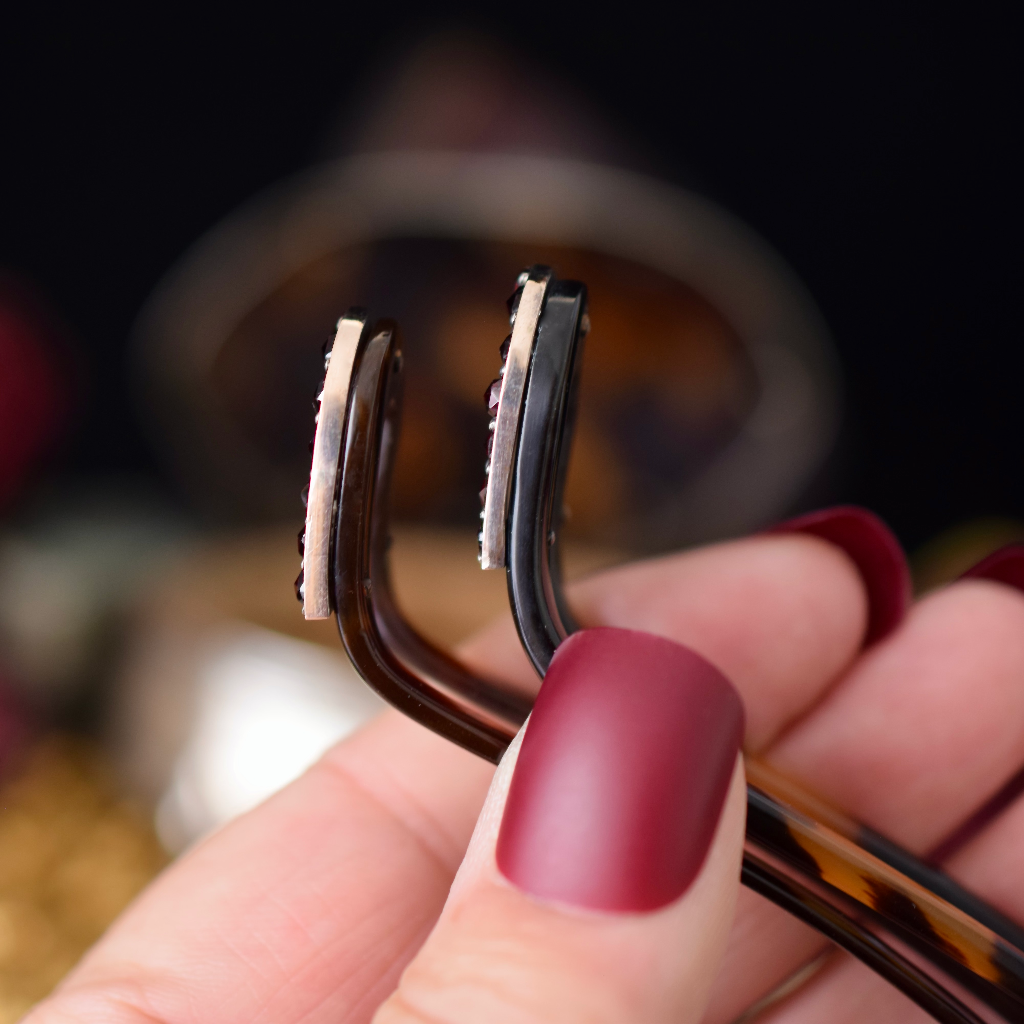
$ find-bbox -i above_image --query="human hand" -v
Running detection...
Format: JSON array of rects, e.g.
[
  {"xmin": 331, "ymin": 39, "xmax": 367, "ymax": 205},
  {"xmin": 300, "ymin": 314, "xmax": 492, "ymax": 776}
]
[{"xmin": 25, "ymin": 523, "xmax": 1024, "ymax": 1023}]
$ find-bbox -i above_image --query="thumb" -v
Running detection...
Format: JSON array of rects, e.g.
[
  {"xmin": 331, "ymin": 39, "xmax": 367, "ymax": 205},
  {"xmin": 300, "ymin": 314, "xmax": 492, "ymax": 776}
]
[{"xmin": 374, "ymin": 627, "xmax": 747, "ymax": 1024}]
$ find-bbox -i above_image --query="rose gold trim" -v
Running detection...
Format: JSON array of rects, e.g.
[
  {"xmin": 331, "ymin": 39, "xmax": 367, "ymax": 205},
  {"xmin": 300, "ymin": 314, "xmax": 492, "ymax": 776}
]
[
  {"xmin": 303, "ymin": 315, "xmax": 364, "ymax": 618},
  {"xmin": 480, "ymin": 277, "xmax": 548, "ymax": 569}
]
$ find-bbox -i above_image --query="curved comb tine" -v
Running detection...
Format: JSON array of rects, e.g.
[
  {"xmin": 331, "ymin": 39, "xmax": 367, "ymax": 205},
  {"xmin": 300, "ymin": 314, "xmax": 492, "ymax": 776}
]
[
  {"xmin": 326, "ymin": 315, "xmax": 529, "ymax": 764},
  {"xmin": 742, "ymin": 852, "xmax": 988, "ymax": 1024},
  {"xmin": 305, "ymin": 289, "xmax": 1023, "ymax": 1019},
  {"xmin": 478, "ymin": 265, "xmax": 587, "ymax": 671},
  {"xmin": 505, "ymin": 276, "xmax": 587, "ymax": 666},
  {"xmin": 480, "ymin": 269, "xmax": 1024, "ymax": 1019},
  {"xmin": 748, "ymin": 783, "xmax": 1024, "ymax": 1019}
]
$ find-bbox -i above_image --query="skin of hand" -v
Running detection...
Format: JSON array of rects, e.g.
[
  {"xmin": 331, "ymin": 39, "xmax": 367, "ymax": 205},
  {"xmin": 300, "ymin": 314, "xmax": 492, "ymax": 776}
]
[{"xmin": 23, "ymin": 533, "xmax": 1024, "ymax": 1024}]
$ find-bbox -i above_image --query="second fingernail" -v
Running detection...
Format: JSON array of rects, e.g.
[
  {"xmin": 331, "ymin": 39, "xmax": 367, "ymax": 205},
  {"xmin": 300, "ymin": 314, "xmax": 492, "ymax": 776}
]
[
  {"xmin": 769, "ymin": 505, "xmax": 911, "ymax": 645},
  {"xmin": 959, "ymin": 544, "xmax": 1024, "ymax": 593},
  {"xmin": 496, "ymin": 628, "xmax": 744, "ymax": 913}
]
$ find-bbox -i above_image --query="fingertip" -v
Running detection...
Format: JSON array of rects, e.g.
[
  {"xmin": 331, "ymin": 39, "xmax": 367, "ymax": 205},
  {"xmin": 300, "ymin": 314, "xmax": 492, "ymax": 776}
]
[
  {"xmin": 495, "ymin": 628, "xmax": 743, "ymax": 913},
  {"xmin": 376, "ymin": 671, "xmax": 745, "ymax": 1024},
  {"xmin": 569, "ymin": 534, "xmax": 868, "ymax": 750},
  {"xmin": 769, "ymin": 505, "xmax": 911, "ymax": 646}
]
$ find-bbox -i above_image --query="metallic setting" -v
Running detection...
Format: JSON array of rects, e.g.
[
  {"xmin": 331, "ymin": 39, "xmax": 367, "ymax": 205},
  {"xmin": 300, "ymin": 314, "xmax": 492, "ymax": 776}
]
[
  {"xmin": 301, "ymin": 313, "xmax": 367, "ymax": 619},
  {"xmin": 479, "ymin": 267, "xmax": 550, "ymax": 569}
]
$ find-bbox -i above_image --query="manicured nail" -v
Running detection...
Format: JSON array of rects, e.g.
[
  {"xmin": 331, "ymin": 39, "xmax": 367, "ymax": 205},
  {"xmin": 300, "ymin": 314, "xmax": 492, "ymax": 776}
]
[
  {"xmin": 769, "ymin": 505, "xmax": 911, "ymax": 645},
  {"xmin": 959, "ymin": 544, "xmax": 1024, "ymax": 593},
  {"xmin": 496, "ymin": 628, "xmax": 744, "ymax": 913}
]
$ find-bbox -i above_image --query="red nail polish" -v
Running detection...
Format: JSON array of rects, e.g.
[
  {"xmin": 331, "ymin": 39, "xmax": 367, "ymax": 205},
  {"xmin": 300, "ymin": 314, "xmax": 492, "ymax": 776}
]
[
  {"xmin": 770, "ymin": 505, "xmax": 911, "ymax": 645},
  {"xmin": 496, "ymin": 628, "xmax": 744, "ymax": 913},
  {"xmin": 959, "ymin": 544, "xmax": 1024, "ymax": 593}
]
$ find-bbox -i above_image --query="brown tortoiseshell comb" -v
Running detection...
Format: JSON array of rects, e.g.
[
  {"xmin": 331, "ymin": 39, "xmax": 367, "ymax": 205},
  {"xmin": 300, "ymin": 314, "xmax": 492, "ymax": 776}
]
[{"xmin": 299, "ymin": 287, "xmax": 1023, "ymax": 1023}]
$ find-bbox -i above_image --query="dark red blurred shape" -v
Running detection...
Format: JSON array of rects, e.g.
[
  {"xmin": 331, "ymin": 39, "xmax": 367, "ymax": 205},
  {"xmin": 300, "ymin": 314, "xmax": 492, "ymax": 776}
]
[
  {"xmin": 959, "ymin": 543, "xmax": 1024, "ymax": 593},
  {"xmin": 0, "ymin": 277, "xmax": 72, "ymax": 507}
]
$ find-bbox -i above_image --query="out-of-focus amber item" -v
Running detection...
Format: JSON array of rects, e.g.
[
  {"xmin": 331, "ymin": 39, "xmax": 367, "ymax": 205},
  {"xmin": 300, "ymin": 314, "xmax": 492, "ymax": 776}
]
[
  {"xmin": 0, "ymin": 737, "xmax": 167, "ymax": 1022},
  {"xmin": 137, "ymin": 153, "xmax": 840, "ymax": 549}
]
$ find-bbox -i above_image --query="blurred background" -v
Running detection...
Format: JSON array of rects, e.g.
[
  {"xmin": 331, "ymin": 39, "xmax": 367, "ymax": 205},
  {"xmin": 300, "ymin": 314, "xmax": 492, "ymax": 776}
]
[{"xmin": 0, "ymin": 5, "xmax": 1021, "ymax": 1017}]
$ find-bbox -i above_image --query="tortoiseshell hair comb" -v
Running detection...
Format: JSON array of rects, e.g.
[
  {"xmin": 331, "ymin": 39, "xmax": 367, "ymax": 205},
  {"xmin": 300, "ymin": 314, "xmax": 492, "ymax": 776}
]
[{"xmin": 297, "ymin": 274, "xmax": 1024, "ymax": 1023}]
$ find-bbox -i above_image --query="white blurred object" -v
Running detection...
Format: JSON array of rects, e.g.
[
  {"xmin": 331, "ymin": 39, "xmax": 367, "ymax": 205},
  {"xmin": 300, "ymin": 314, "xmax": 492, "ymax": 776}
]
[
  {"xmin": 155, "ymin": 624, "xmax": 384, "ymax": 852},
  {"xmin": 0, "ymin": 483, "xmax": 188, "ymax": 703}
]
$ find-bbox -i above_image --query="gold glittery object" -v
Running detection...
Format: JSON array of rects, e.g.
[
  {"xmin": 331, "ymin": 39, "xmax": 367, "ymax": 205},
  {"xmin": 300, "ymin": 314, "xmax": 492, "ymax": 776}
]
[{"xmin": 0, "ymin": 736, "xmax": 167, "ymax": 1022}]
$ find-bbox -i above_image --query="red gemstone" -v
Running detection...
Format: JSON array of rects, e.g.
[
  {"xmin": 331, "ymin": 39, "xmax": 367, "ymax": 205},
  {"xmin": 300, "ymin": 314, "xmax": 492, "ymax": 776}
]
[
  {"xmin": 485, "ymin": 378, "xmax": 502, "ymax": 415},
  {"xmin": 500, "ymin": 333, "xmax": 512, "ymax": 361},
  {"xmin": 479, "ymin": 485, "xmax": 488, "ymax": 506},
  {"xmin": 294, "ymin": 568, "xmax": 304, "ymax": 602}
]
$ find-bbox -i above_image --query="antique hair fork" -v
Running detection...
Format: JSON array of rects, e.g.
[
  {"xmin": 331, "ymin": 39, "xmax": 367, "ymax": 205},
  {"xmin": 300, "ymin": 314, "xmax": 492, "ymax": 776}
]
[{"xmin": 299, "ymin": 280, "xmax": 1024, "ymax": 1023}]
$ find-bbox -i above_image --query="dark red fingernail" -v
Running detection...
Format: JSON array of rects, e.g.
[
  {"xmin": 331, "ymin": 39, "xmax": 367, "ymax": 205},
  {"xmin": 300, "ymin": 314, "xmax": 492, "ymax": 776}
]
[
  {"xmin": 496, "ymin": 628, "xmax": 744, "ymax": 913},
  {"xmin": 959, "ymin": 544, "xmax": 1024, "ymax": 593},
  {"xmin": 769, "ymin": 505, "xmax": 911, "ymax": 645}
]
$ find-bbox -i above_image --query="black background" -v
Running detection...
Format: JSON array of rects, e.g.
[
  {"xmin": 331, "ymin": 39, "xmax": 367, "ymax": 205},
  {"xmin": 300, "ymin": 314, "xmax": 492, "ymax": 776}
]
[{"xmin": 2, "ymin": 4, "xmax": 1019, "ymax": 550}]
